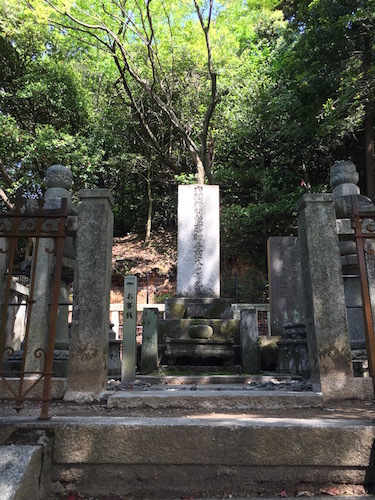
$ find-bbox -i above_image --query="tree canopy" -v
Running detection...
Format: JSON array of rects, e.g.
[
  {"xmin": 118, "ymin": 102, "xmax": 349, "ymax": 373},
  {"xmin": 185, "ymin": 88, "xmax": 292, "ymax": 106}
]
[{"xmin": 0, "ymin": 0, "xmax": 374, "ymax": 278}]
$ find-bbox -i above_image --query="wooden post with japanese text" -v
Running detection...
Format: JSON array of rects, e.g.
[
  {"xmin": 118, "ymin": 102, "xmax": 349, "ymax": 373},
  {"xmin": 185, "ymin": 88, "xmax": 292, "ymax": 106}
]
[{"xmin": 122, "ymin": 276, "xmax": 137, "ymax": 383}]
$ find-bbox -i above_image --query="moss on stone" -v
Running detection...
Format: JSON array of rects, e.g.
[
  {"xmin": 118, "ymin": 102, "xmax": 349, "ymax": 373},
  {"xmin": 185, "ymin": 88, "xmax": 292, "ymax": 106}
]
[
  {"xmin": 259, "ymin": 336, "xmax": 281, "ymax": 372},
  {"xmin": 167, "ymin": 303, "xmax": 186, "ymax": 319}
]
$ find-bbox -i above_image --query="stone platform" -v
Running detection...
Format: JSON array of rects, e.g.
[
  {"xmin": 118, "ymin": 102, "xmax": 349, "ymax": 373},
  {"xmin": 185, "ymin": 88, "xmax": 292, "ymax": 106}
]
[
  {"xmin": 1, "ymin": 409, "xmax": 375, "ymax": 498},
  {"xmin": 1, "ymin": 377, "xmax": 375, "ymax": 499}
]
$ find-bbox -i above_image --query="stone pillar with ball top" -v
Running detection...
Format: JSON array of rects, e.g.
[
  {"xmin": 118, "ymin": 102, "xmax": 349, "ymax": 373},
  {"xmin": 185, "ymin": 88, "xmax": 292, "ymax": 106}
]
[{"xmin": 25, "ymin": 164, "xmax": 74, "ymax": 373}]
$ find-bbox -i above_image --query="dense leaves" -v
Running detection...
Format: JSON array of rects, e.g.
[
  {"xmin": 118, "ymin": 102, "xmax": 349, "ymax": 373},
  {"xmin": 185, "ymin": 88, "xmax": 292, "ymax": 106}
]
[{"xmin": 0, "ymin": 0, "xmax": 374, "ymax": 286}]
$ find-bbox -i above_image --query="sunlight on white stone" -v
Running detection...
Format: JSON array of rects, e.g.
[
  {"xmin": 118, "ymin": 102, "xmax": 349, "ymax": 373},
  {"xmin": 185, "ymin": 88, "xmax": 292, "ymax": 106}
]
[{"xmin": 177, "ymin": 184, "xmax": 220, "ymax": 297}]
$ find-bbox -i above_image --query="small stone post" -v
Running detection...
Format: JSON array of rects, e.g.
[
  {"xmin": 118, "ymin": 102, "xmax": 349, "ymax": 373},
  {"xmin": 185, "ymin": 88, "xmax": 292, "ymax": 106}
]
[
  {"xmin": 297, "ymin": 194, "xmax": 355, "ymax": 398},
  {"xmin": 122, "ymin": 276, "xmax": 137, "ymax": 383},
  {"xmin": 65, "ymin": 189, "xmax": 114, "ymax": 402},
  {"xmin": 25, "ymin": 238, "xmax": 54, "ymax": 372},
  {"xmin": 141, "ymin": 308, "xmax": 159, "ymax": 374},
  {"xmin": 240, "ymin": 309, "xmax": 259, "ymax": 374}
]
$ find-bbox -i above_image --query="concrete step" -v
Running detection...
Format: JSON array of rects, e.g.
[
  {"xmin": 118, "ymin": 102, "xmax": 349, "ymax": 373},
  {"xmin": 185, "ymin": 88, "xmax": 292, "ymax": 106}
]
[
  {"xmin": 105, "ymin": 387, "xmax": 321, "ymax": 411},
  {"xmin": 1, "ymin": 415, "xmax": 374, "ymax": 498},
  {"xmin": 104, "ymin": 377, "xmax": 317, "ymax": 411}
]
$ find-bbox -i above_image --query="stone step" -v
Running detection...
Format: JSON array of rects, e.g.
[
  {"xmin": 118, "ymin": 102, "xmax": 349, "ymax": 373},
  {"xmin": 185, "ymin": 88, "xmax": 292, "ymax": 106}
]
[
  {"xmin": 1, "ymin": 415, "xmax": 373, "ymax": 498},
  {"xmin": 105, "ymin": 387, "xmax": 320, "ymax": 411},
  {"xmin": 137, "ymin": 373, "xmax": 306, "ymax": 384}
]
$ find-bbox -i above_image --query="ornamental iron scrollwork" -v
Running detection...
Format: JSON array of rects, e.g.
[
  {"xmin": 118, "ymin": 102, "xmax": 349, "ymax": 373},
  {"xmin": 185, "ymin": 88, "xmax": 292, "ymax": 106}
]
[{"xmin": 0, "ymin": 196, "xmax": 68, "ymax": 419}]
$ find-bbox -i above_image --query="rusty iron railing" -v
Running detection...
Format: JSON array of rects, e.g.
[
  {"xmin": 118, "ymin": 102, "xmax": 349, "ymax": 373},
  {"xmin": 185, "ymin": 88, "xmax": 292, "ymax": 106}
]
[
  {"xmin": 351, "ymin": 196, "xmax": 375, "ymax": 389},
  {"xmin": 0, "ymin": 196, "xmax": 68, "ymax": 419}
]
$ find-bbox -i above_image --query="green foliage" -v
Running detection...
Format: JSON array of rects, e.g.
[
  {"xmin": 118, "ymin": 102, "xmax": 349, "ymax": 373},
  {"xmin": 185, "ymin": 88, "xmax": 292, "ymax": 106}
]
[{"xmin": 0, "ymin": 0, "xmax": 373, "ymax": 277}]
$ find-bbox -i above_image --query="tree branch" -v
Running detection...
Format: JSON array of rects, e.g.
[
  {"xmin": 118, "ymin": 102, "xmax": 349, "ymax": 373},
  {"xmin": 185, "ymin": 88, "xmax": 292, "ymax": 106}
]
[
  {"xmin": 0, "ymin": 159, "xmax": 13, "ymax": 187},
  {"xmin": 194, "ymin": 0, "xmax": 216, "ymax": 184},
  {"xmin": 47, "ymin": 0, "xmax": 215, "ymax": 184}
]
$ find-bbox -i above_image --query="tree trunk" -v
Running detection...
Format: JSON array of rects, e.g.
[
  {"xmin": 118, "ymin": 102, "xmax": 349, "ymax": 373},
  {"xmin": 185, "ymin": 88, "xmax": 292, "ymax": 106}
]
[
  {"xmin": 362, "ymin": 25, "xmax": 374, "ymax": 198},
  {"xmin": 144, "ymin": 160, "xmax": 152, "ymax": 245}
]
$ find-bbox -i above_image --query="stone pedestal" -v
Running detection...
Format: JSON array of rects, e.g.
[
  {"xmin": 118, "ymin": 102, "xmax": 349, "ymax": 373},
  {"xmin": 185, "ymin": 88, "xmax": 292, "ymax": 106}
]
[
  {"xmin": 277, "ymin": 324, "xmax": 310, "ymax": 378},
  {"xmin": 65, "ymin": 189, "xmax": 114, "ymax": 402},
  {"xmin": 164, "ymin": 338, "xmax": 236, "ymax": 366},
  {"xmin": 297, "ymin": 194, "xmax": 355, "ymax": 398},
  {"xmin": 159, "ymin": 301, "xmax": 240, "ymax": 369},
  {"xmin": 165, "ymin": 297, "xmax": 232, "ymax": 319},
  {"xmin": 177, "ymin": 185, "xmax": 220, "ymax": 297}
]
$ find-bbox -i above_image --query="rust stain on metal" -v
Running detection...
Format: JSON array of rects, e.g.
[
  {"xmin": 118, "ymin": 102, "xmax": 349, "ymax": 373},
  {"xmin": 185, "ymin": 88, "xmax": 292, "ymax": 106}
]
[
  {"xmin": 0, "ymin": 197, "xmax": 69, "ymax": 419},
  {"xmin": 351, "ymin": 196, "xmax": 375, "ymax": 389}
]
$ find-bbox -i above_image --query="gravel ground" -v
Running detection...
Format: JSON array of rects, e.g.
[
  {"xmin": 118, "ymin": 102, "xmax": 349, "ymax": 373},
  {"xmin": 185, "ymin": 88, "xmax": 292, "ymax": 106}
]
[{"xmin": 0, "ymin": 376, "xmax": 374, "ymax": 420}]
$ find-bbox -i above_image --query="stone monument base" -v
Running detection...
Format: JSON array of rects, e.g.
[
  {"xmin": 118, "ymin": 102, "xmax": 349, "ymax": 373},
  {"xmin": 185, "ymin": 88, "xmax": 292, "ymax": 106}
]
[
  {"xmin": 276, "ymin": 324, "xmax": 310, "ymax": 378},
  {"xmin": 164, "ymin": 338, "xmax": 238, "ymax": 366},
  {"xmin": 159, "ymin": 297, "xmax": 240, "ymax": 370},
  {"xmin": 165, "ymin": 297, "xmax": 232, "ymax": 319}
]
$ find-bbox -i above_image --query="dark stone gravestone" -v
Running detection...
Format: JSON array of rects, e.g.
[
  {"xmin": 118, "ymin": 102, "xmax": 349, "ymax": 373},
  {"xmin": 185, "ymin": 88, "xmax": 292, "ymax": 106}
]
[{"xmin": 267, "ymin": 237, "xmax": 305, "ymax": 336}]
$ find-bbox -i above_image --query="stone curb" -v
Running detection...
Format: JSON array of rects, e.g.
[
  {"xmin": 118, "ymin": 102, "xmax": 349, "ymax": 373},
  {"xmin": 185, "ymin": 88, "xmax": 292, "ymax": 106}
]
[
  {"xmin": 0, "ymin": 429, "xmax": 53, "ymax": 500},
  {"xmin": 0, "ymin": 445, "xmax": 42, "ymax": 500}
]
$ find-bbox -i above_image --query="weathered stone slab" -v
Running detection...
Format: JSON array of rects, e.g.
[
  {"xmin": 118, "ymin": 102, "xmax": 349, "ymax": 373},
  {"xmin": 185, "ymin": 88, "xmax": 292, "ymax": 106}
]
[
  {"xmin": 177, "ymin": 185, "xmax": 220, "ymax": 297},
  {"xmin": 0, "ymin": 445, "xmax": 43, "ymax": 500},
  {"xmin": 51, "ymin": 416, "xmax": 375, "ymax": 469},
  {"xmin": 141, "ymin": 308, "xmax": 159, "ymax": 374},
  {"xmin": 165, "ymin": 297, "xmax": 232, "ymax": 319},
  {"xmin": 158, "ymin": 319, "xmax": 240, "ymax": 342},
  {"xmin": 4, "ymin": 429, "xmax": 53, "ymax": 500},
  {"xmin": 240, "ymin": 309, "xmax": 259, "ymax": 374},
  {"xmin": 297, "ymin": 194, "xmax": 355, "ymax": 398},
  {"xmin": 267, "ymin": 237, "xmax": 305, "ymax": 336},
  {"xmin": 65, "ymin": 189, "xmax": 114, "ymax": 402}
]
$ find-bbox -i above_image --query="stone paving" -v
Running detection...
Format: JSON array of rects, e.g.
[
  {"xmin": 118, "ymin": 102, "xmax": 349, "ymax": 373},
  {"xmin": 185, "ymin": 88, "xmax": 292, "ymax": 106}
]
[{"xmin": 107, "ymin": 375, "xmax": 313, "ymax": 392}]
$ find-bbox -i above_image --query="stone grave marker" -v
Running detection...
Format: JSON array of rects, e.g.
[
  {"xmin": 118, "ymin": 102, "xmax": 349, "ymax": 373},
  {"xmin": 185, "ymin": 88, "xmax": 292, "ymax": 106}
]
[
  {"xmin": 267, "ymin": 236, "xmax": 305, "ymax": 336},
  {"xmin": 177, "ymin": 185, "xmax": 220, "ymax": 297}
]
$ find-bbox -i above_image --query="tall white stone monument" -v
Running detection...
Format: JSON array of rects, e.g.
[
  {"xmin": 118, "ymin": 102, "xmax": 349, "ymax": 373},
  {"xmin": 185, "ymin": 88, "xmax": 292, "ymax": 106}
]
[{"xmin": 177, "ymin": 185, "xmax": 220, "ymax": 297}]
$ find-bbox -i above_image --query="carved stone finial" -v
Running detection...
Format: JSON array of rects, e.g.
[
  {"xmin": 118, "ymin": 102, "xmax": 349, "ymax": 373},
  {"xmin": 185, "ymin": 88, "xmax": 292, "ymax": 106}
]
[
  {"xmin": 330, "ymin": 160, "xmax": 374, "ymax": 217},
  {"xmin": 44, "ymin": 164, "xmax": 73, "ymax": 213},
  {"xmin": 45, "ymin": 164, "xmax": 73, "ymax": 190},
  {"xmin": 330, "ymin": 160, "xmax": 359, "ymax": 197}
]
